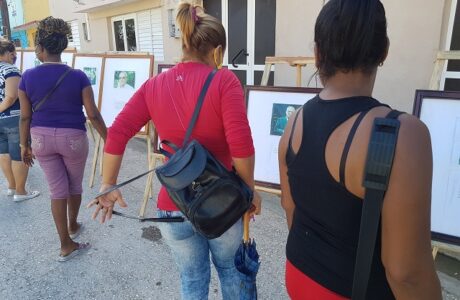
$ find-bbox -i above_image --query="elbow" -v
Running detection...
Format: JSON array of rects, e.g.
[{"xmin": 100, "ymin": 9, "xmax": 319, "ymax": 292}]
[
  {"xmin": 280, "ymin": 195, "xmax": 295, "ymax": 213},
  {"xmin": 384, "ymin": 260, "xmax": 437, "ymax": 291}
]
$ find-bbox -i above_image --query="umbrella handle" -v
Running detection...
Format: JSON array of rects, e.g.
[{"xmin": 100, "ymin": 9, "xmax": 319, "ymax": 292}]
[{"xmin": 243, "ymin": 211, "xmax": 250, "ymax": 243}]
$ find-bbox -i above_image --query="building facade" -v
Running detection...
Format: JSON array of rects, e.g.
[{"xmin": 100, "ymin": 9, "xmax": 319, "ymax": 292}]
[
  {"xmin": 48, "ymin": 0, "xmax": 459, "ymax": 112},
  {"xmin": 7, "ymin": 0, "xmax": 27, "ymax": 46}
]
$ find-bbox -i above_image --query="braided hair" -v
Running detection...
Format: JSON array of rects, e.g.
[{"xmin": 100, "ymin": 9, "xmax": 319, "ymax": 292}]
[{"xmin": 35, "ymin": 17, "xmax": 70, "ymax": 55}]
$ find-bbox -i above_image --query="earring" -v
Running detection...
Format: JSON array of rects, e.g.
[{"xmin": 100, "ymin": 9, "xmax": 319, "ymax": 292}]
[{"xmin": 379, "ymin": 62, "xmax": 384, "ymax": 67}]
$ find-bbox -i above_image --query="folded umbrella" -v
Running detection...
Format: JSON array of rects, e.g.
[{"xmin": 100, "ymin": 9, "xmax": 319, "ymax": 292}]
[{"xmin": 235, "ymin": 211, "xmax": 260, "ymax": 300}]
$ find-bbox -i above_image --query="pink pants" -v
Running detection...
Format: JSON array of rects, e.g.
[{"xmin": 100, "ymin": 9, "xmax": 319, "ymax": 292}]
[{"xmin": 31, "ymin": 127, "xmax": 89, "ymax": 199}]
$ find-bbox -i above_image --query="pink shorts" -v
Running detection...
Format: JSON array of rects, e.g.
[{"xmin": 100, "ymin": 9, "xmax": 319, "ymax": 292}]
[{"xmin": 31, "ymin": 127, "xmax": 89, "ymax": 199}]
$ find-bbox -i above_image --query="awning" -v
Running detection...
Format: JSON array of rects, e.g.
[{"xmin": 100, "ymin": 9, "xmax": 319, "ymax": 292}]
[
  {"xmin": 73, "ymin": 0, "xmax": 139, "ymax": 14},
  {"xmin": 12, "ymin": 20, "xmax": 39, "ymax": 32}
]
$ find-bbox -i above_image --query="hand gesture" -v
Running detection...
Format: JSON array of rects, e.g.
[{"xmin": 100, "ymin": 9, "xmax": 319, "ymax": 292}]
[{"xmin": 87, "ymin": 183, "xmax": 127, "ymax": 223}]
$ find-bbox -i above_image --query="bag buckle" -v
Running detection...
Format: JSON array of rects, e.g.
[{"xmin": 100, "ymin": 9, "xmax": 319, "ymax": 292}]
[{"xmin": 191, "ymin": 181, "xmax": 201, "ymax": 191}]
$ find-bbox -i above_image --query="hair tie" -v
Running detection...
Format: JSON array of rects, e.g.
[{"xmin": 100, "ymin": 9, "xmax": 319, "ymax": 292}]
[{"xmin": 192, "ymin": 7, "xmax": 199, "ymax": 23}]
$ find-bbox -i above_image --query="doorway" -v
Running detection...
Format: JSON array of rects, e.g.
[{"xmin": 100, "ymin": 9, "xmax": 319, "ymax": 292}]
[{"xmin": 204, "ymin": 0, "xmax": 276, "ymax": 85}]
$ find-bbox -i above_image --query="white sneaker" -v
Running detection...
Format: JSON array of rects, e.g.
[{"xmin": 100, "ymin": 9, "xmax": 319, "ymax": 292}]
[
  {"xmin": 7, "ymin": 189, "xmax": 15, "ymax": 196},
  {"xmin": 13, "ymin": 191, "xmax": 40, "ymax": 202}
]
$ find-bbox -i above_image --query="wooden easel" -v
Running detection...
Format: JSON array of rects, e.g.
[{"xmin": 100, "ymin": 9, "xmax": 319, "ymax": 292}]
[
  {"xmin": 139, "ymin": 122, "xmax": 165, "ymax": 217},
  {"xmin": 261, "ymin": 56, "xmax": 316, "ymax": 87},
  {"xmin": 258, "ymin": 56, "xmax": 316, "ymax": 196},
  {"xmin": 428, "ymin": 50, "xmax": 460, "ymax": 259},
  {"xmin": 429, "ymin": 50, "xmax": 460, "ymax": 90}
]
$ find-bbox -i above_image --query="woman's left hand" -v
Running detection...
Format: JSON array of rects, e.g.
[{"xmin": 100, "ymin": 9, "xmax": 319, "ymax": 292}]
[
  {"xmin": 21, "ymin": 146, "xmax": 34, "ymax": 167},
  {"xmin": 87, "ymin": 183, "xmax": 127, "ymax": 223}
]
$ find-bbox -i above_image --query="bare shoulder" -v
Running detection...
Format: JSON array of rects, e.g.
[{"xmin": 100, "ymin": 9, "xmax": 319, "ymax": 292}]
[{"xmin": 395, "ymin": 113, "xmax": 432, "ymax": 157}]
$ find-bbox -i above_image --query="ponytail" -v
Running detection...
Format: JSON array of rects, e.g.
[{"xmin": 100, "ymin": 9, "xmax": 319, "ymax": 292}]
[
  {"xmin": 176, "ymin": 2, "xmax": 226, "ymax": 59},
  {"xmin": 315, "ymin": 0, "xmax": 388, "ymax": 78}
]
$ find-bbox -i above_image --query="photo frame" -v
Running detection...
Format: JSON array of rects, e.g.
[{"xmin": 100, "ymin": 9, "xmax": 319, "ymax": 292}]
[
  {"xmin": 72, "ymin": 54, "xmax": 105, "ymax": 115},
  {"xmin": 245, "ymin": 86, "xmax": 322, "ymax": 189},
  {"xmin": 413, "ymin": 90, "xmax": 460, "ymax": 247},
  {"xmin": 21, "ymin": 48, "xmax": 75, "ymax": 72},
  {"xmin": 158, "ymin": 64, "xmax": 175, "ymax": 74},
  {"xmin": 99, "ymin": 54, "xmax": 154, "ymax": 131}
]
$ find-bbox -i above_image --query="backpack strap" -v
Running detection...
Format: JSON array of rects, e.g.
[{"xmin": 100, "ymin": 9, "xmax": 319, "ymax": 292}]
[
  {"xmin": 182, "ymin": 69, "xmax": 217, "ymax": 147},
  {"xmin": 351, "ymin": 109, "xmax": 403, "ymax": 300}
]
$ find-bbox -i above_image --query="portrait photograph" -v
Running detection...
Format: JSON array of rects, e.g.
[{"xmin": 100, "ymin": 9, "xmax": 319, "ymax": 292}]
[
  {"xmin": 114, "ymin": 71, "xmax": 136, "ymax": 90},
  {"xmin": 83, "ymin": 67, "xmax": 97, "ymax": 85},
  {"xmin": 245, "ymin": 86, "xmax": 321, "ymax": 187},
  {"xmin": 270, "ymin": 103, "xmax": 302, "ymax": 136},
  {"xmin": 100, "ymin": 56, "xmax": 153, "ymax": 128}
]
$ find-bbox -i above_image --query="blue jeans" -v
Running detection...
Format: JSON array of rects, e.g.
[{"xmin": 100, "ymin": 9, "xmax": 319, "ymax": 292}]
[{"xmin": 157, "ymin": 210, "xmax": 243, "ymax": 300}]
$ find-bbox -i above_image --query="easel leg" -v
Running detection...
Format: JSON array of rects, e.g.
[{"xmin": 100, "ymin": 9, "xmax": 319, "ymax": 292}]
[
  {"xmin": 432, "ymin": 246, "xmax": 439, "ymax": 260},
  {"xmin": 89, "ymin": 135, "xmax": 101, "ymax": 188},
  {"xmin": 99, "ymin": 140, "xmax": 104, "ymax": 176},
  {"xmin": 296, "ymin": 65, "xmax": 302, "ymax": 87},
  {"xmin": 261, "ymin": 63, "xmax": 272, "ymax": 86},
  {"xmin": 139, "ymin": 156, "xmax": 157, "ymax": 218}
]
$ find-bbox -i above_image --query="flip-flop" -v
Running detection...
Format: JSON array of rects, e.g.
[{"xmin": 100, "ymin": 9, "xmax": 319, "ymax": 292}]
[
  {"xmin": 57, "ymin": 242, "xmax": 91, "ymax": 262},
  {"xmin": 7, "ymin": 189, "xmax": 15, "ymax": 196},
  {"xmin": 69, "ymin": 222, "xmax": 84, "ymax": 240},
  {"xmin": 13, "ymin": 190, "xmax": 40, "ymax": 202}
]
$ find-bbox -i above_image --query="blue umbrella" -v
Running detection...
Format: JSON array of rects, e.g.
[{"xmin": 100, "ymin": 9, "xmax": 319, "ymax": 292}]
[{"xmin": 235, "ymin": 211, "xmax": 260, "ymax": 300}]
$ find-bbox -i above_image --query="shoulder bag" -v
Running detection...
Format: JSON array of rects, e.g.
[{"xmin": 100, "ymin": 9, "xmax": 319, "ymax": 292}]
[{"xmin": 155, "ymin": 69, "xmax": 253, "ymax": 239}]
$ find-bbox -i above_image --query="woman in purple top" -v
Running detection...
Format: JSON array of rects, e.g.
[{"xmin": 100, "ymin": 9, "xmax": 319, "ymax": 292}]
[{"xmin": 18, "ymin": 17, "xmax": 107, "ymax": 262}]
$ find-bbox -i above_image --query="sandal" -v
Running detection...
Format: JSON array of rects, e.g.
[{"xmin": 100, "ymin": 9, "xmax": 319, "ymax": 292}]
[
  {"xmin": 57, "ymin": 242, "xmax": 91, "ymax": 262},
  {"xmin": 69, "ymin": 223, "xmax": 84, "ymax": 240}
]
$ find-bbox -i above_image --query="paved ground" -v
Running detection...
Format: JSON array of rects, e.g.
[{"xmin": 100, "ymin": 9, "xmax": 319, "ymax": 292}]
[{"xmin": 0, "ymin": 134, "xmax": 459, "ymax": 300}]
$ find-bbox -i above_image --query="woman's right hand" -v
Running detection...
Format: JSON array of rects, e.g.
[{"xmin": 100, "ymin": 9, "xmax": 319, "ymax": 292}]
[
  {"xmin": 251, "ymin": 191, "xmax": 262, "ymax": 216},
  {"xmin": 87, "ymin": 183, "xmax": 127, "ymax": 223},
  {"xmin": 21, "ymin": 145, "xmax": 34, "ymax": 167}
]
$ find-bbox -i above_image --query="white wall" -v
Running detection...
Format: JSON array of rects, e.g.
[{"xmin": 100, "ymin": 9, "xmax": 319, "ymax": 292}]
[{"xmin": 276, "ymin": 0, "xmax": 447, "ymax": 113}]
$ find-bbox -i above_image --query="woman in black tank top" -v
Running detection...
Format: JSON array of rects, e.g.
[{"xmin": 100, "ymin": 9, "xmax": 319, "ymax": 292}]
[{"xmin": 278, "ymin": 1, "xmax": 441, "ymax": 299}]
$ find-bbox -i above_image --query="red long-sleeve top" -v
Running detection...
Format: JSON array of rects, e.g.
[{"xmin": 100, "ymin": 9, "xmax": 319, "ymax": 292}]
[{"xmin": 105, "ymin": 62, "xmax": 255, "ymax": 211}]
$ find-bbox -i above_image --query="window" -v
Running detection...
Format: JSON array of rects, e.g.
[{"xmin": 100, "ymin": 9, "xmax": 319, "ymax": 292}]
[
  {"xmin": 67, "ymin": 20, "xmax": 81, "ymax": 50},
  {"xmin": 168, "ymin": 9, "xmax": 179, "ymax": 38},
  {"xmin": 112, "ymin": 14, "xmax": 138, "ymax": 51}
]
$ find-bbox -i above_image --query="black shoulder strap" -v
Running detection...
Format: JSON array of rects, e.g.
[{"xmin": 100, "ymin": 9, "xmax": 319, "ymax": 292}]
[
  {"xmin": 182, "ymin": 69, "xmax": 217, "ymax": 147},
  {"xmin": 32, "ymin": 67, "xmax": 72, "ymax": 112},
  {"xmin": 351, "ymin": 109, "xmax": 403, "ymax": 300},
  {"xmin": 339, "ymin": 110, "xmax": 369, "ymax": 186}
]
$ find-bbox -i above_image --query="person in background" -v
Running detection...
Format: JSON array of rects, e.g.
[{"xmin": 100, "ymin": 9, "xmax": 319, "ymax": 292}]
[
  {"xmin": 278, "ymin": 0, "xmax": 442, "ymax": 299},
  {"xmin": 0, "ymin": 39, "xmax": 40, "ymax": 202},
  {"xmin": 18, "ymin": 17, "xmax": 107, "ymax": 262},
  {"xmin": 88, "ymin": 2, "xmax": 261, "ymax": 299}
]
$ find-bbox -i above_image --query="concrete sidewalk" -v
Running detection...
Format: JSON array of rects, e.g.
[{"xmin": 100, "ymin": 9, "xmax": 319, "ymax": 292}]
[{"xmin": 0, "ymin": 135, "xmax": 459, "ymax": 299}]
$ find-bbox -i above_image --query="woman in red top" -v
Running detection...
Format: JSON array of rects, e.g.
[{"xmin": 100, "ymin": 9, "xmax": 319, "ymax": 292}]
[{"xmin": 89, "ymin": 3, "xmax": 261, "ymax": 299}]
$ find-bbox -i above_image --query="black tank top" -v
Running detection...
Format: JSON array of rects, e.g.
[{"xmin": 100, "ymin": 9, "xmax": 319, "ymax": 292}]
[{"xmin": 286, "ymin": 95, "xmax": 395, "ymax": 299}]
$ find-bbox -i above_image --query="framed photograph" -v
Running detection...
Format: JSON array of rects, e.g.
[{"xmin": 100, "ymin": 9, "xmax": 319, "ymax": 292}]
[
  {"xmin": 21, "ymin": 49, "xmax": 75, "ymax": 72},
  {"xmin": 72, "ymin": 54, "xmax": 105, "ymax": 115},
  {"xmin": 413, "ymin": 90, "xmax": 460, "ymax": 246},
  {"xmin": 245, "ymin": 86, "xmax": 321, "ymax": 188},
  {"xmin": 158, "ymin": 64, "xmax": 175, "ymax": 74},
  {"xmin": 99, "ymin": 54, "xmax": 154, "ymax": 129}
]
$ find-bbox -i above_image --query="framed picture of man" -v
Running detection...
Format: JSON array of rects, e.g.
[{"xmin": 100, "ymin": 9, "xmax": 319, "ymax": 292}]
[
  {"xmin": 99, "ymin": 54, "xmax": 153, "ymax": 129},
  {"xmin": 245, "ymin": 86, "xmax": 321, "ymax": 188}
]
